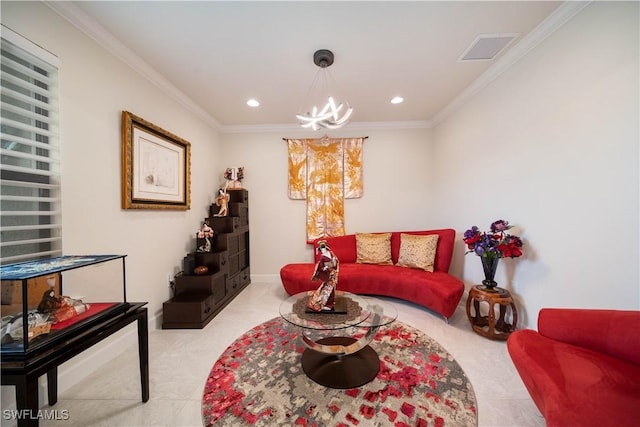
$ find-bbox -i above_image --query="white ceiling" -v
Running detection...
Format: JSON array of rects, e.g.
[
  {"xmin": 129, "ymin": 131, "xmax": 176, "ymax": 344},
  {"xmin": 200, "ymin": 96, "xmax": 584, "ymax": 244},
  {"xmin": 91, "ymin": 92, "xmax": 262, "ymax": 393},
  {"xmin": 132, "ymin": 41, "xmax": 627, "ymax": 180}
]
[{"xmin": 51, "ymin": 1, "xmax": 568, "ymax": 130}]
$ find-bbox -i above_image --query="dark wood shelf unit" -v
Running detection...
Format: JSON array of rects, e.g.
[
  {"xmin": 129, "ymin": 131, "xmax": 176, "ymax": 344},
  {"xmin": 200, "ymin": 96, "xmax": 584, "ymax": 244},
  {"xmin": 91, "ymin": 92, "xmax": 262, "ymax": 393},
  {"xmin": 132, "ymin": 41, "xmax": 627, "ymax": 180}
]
[{"xmin": 162, "ymin": 189, "xmax": 250, "ymax": 329}]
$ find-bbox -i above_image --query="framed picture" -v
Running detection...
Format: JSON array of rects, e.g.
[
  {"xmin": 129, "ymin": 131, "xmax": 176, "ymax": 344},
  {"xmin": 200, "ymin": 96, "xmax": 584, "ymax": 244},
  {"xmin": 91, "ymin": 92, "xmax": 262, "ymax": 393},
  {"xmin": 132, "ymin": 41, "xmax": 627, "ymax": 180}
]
[{"xmin": 121, "ymin": 111, "xmax": 191, "ymax": 210}]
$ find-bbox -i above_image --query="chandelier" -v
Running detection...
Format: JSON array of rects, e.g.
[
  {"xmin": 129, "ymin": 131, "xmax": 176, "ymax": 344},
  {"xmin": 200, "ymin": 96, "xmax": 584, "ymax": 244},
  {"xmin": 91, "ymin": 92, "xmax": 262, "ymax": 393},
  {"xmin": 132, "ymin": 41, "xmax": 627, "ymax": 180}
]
[{"xmin": 296, "ymin": 49, "xmax": 353, "ymax": 130}]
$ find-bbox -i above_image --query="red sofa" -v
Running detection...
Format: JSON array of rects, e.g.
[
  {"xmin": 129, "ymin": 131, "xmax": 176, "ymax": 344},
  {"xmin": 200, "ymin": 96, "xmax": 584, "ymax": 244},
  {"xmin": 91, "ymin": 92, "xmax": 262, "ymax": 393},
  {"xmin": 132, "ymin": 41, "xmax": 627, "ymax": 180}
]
[
  {"xmin": 507, "ymin": 308, "xmax": 640, "ymax": 427},
  {"xmin": 279, "ymin": 229, "xmax": 464, "ymax": 320}
]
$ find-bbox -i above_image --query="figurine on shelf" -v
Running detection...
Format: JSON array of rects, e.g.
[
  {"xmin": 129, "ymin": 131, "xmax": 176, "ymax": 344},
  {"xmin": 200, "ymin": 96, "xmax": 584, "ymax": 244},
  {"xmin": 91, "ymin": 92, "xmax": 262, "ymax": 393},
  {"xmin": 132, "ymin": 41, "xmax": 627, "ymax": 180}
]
[
  {"xmin": 223, "ymin": 167, "xmax": 244, "ymax": 190},
  {"xmin": 47, "ymin": 296, "xmax": 91, "ymax": 324},
  {"xmin": 306, "ymin": 240, "xmax": 340, "ymax": 312},
  {"xmin": 196, "ymin": 221, "xmax": 215, "ymax": 252},
  {"xmin": 37, "ymin": 276, "xmax": 60, "ymax": 313},
  {"xmin": 36, "ymin": 276, "xmax": 90, "ymax": 323},
  {"xmin": 214, "ymin": 188, "xmax": 230, "ymax": 216}
]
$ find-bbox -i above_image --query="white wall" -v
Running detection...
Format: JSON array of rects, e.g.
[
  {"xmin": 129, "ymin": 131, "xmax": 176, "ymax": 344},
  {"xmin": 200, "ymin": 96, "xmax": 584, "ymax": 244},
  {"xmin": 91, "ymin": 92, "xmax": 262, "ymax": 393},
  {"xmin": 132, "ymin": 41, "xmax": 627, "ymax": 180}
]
[
  {"xmin": 2, "ymin": 0, "xmax": 638, "ymax": 406},
  {"xmin": 3, "ymin": 1, "xmax": 222, "ymax": 322},
  {"xmin": 432, "ymin": 1, "xmax": 640, "ymax": 326},
  {"xmin": 220, "ymin": 127, "xmax": 434, "ymax": 278},
  {"xmin": 2, "ymin": 1, "xmax": 222, "ymax": 402}
]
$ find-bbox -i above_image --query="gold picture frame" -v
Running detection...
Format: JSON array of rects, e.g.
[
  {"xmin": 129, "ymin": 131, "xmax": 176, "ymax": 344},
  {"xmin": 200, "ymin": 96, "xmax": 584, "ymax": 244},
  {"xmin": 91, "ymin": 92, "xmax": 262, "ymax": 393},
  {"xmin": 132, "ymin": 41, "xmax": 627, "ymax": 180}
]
[{"xmin": 121, "ymin": 111, "xmax": 191, "ymax": 210}]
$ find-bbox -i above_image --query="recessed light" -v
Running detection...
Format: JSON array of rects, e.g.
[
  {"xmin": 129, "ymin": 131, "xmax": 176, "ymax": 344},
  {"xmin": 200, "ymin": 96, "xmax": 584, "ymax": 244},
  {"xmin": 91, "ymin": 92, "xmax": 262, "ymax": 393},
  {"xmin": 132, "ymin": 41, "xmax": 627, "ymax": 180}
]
[
  {"xmin": 247, "ymin": 99, "xmax": 260, "ymax": 107},
  {"xmin": 390, "ymin": 96, "xmax": 404, "ymax": 105}
]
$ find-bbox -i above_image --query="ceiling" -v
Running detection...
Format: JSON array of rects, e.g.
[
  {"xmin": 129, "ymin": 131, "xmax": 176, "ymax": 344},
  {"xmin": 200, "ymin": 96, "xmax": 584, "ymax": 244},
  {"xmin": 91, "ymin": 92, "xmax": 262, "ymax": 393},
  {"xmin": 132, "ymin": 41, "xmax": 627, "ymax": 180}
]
[{"xmin": 51, "ymin": 1, "xmax": 566, "ymax": 130}]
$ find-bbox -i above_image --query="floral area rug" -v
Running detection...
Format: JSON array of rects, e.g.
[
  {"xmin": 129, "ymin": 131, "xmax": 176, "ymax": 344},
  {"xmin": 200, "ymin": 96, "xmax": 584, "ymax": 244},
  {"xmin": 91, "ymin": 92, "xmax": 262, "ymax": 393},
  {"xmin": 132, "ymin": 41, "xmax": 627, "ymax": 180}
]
[{"xmin": 202, "ymin": 317, "xmax": 477, "ymax": 426}]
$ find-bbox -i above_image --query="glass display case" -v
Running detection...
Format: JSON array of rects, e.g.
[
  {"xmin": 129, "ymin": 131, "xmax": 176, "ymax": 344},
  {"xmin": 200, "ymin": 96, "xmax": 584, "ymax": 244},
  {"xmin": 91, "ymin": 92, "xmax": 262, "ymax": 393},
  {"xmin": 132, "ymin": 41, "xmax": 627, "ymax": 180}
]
[{"xmin": 0, "ymin": 255, "xmax": 129, "ymax": 356}]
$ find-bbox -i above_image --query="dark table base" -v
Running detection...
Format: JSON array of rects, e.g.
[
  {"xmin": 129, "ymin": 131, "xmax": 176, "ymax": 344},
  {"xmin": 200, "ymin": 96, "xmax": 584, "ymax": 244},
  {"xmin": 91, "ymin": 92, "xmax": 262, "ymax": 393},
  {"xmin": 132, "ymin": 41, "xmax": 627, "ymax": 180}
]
[
  {"xmin": 301, "ymin": 336, "xmax": 379, "ymax": 389},
  {"xmin": 1, "ymin": 303, "xmax": 148, "ymax": 427}
]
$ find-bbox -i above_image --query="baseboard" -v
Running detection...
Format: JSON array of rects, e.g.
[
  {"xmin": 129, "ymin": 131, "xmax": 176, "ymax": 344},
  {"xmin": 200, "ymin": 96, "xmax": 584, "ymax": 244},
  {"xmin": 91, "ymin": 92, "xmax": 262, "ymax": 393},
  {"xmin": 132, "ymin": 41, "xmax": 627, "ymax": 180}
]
[{"xmin": 251, "ymin": 273, "xmax": 281, "ymax": 284}]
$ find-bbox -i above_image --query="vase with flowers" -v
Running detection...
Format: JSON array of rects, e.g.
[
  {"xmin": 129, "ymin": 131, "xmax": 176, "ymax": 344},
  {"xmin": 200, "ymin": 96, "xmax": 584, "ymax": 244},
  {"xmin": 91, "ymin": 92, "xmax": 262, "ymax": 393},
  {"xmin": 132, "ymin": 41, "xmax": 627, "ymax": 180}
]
[{"xmin": 463, "ymin": 220, "xmax": 523, "ymax": 291}]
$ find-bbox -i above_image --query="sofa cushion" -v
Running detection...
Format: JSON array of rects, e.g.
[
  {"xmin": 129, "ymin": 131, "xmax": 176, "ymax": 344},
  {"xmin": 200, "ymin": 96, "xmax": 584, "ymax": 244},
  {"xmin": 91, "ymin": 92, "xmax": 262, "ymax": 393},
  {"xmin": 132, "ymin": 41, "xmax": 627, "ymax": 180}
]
[
  {"xmin": 396, "ymin": 233, "xmax": 439, "ymax": 272},
  {"xmin": 314, "ymin": 229, "xmax": 457, "ymax": 272},
  {"xmin": 538, "ymin": 308, "xmax": 640, "ymax": 365},
  {"xmin": 355, "ymin": 232, "xmax": 393, "ymax": 265},
  {"xmin": 315, "ymin": 234, "xmax": 357, "ymax": 263},
  {"xmin": 508, "ymin": 329, "xmax": 640, "ymax": 427},
  {"xmin": 390, "ymin": 229, "xmax": 455, "ymax": 272},
  {"xmin": 293, "ymin": 228, "xmax": 463, "ymax": 320},
  {"xmin": 280, "ymin": 262, "xmax": 464, "ymax": 319}
]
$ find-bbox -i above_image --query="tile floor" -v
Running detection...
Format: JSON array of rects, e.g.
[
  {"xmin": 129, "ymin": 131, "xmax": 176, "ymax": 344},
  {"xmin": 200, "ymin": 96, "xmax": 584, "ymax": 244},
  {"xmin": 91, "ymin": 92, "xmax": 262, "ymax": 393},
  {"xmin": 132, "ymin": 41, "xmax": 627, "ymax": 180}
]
[{"xmin": 1, "ymin": 281, "xmax": 544, "ymax": 427}]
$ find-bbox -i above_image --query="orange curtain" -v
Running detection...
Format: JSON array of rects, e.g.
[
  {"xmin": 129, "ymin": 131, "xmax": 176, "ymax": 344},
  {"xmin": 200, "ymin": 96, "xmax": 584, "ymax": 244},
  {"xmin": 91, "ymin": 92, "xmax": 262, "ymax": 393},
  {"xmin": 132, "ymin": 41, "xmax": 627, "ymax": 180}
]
[
  {"xmin": 343, "ymin": 137, "xmax": 364, "ymax": 198},
  {"xmin": 286, "ymin": 137, "xmax": 365, "ymax": 242},
  {"xmin": 287, "ymin": 139, "xmax": 307, "ymax": 200}
]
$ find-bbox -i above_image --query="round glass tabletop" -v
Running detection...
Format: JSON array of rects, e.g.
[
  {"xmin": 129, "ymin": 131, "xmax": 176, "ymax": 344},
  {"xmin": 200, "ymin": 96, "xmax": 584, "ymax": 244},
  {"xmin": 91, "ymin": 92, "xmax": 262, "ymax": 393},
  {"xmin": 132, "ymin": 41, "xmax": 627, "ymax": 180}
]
[{"xmin": 279, "ymin": 290, "xmax": 398, "ymax": 331}]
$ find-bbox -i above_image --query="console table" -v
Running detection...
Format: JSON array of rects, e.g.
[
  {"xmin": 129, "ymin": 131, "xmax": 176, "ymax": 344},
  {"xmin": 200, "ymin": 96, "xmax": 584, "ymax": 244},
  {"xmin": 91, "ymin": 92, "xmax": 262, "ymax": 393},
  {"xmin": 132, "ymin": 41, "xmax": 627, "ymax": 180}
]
[{"xmin": 1, "ymin": 302, "xmax": 149, "ymax": 427}]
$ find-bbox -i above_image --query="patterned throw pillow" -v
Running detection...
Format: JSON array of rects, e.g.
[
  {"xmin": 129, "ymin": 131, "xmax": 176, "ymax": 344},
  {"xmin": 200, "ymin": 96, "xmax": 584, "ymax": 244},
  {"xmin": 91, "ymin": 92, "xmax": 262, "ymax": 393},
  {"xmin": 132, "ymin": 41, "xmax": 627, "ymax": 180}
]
[
  {"xmin": 355, "ymin": 233, "xmax": 393, "ymax": 265},
  {"xmin": 397, "ymin": 233, "xmax": 439, "ymax": 272}
]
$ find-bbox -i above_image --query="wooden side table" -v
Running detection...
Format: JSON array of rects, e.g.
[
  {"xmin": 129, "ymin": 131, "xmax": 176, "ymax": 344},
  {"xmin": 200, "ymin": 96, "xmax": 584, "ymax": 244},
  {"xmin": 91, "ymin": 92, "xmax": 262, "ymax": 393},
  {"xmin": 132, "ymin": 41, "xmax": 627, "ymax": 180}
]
[{"xmin": 466, "ymin": 285, "xmax": 518, "ymax": 340}]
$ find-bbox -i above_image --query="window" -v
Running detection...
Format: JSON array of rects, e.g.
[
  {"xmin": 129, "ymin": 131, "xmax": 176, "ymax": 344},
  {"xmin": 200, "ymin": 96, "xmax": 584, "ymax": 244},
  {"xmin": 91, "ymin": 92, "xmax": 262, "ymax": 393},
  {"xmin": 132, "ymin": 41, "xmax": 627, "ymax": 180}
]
[{"xmin": 1, "ymin": 26, "xmax": 61, "ymax": 264}]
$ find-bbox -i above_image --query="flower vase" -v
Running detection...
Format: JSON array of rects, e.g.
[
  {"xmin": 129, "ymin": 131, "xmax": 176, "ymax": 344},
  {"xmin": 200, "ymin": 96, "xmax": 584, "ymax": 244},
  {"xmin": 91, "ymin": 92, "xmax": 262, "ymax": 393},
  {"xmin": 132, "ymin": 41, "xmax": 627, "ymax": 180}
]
[{"xmin": 481, "ymin": 256, "xmax": 499, "ymax": 290}]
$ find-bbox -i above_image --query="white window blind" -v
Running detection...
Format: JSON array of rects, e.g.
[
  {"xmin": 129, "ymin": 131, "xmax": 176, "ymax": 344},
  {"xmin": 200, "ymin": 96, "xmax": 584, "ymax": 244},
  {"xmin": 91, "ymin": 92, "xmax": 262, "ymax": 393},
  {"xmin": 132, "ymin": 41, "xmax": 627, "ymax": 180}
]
[{"xmin": 1, "ymin": 26, "xmax": 62, "ymax": 264}]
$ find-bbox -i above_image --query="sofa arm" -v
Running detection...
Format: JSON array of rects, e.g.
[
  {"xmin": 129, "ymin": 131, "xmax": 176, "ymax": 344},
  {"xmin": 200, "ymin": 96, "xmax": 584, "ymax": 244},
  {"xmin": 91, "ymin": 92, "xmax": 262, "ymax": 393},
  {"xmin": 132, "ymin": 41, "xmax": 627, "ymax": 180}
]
[{"xmin": 538, "ymin": 308, "xmax": 640, "ymax": 365}]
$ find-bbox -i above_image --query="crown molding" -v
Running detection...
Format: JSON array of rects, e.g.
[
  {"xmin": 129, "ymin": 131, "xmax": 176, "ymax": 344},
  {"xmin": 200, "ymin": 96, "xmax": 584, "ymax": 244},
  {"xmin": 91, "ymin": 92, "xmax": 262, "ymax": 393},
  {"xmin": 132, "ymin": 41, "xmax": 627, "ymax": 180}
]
[
  {"xmin": 45, "ymin": 1, "xmax": 589, "ymax": 134},
  {"xmin": 220, "ymin": 120, "xmax": 432, "ymax": 134},
  {"xmin": 44, "ymin": 1, "xmax": 428, "ymax": 135},
  {"xmin": 431, "ymin": 1, "xmax": 592, "ymax": 127},
  {"xmin": 44, "ymin": 1, "xmax": 221, "ymax": 130}
]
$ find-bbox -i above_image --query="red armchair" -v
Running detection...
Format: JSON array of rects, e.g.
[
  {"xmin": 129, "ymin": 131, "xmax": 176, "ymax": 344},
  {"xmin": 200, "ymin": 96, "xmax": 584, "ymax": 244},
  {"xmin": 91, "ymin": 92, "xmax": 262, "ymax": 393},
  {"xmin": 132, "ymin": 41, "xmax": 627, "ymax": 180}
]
[{"xmin": 507, "ymin": 308, "xmax": 640, "ymax": 427}]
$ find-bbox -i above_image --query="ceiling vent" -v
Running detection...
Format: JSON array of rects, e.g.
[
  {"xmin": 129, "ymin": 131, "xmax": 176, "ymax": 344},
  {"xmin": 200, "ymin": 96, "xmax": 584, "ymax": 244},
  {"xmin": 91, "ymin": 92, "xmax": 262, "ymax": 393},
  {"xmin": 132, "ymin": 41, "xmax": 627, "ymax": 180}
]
[{"xmin": 458, "ymin": 33, "xmax": 520, "ymax": 62}]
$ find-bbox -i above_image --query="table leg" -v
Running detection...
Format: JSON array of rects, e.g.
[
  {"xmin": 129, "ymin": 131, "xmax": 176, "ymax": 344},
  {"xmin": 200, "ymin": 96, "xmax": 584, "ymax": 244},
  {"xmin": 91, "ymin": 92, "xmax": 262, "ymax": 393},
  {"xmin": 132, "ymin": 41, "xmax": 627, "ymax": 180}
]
[
  {"xmin": 46, "ymin": 367, "xmax": 58, "ymax": 405},
  {"xmin": 137, "ymin": 309, "xmax": 149, "ymax": 402},
  {"xmin": 473, "ymin": 299, "xmax": 481, "ymax": 323},
  {"xmin": 496, "ymin": 304, "xmax": 510, "ymax": 332},
  {"xmin": 487, "ymin": 302, "xmax": 497, "ymax": 338},
  {"xmin": 14, "ymin": 373, "xmax": 39, "ymax": 427},
  {"xmin": 301, "ymin": 337, "xmax": 379, "ymax": 389},
  {"xmin": 511, "ymin": 302, "xmax": 518, "ymax": 331}
]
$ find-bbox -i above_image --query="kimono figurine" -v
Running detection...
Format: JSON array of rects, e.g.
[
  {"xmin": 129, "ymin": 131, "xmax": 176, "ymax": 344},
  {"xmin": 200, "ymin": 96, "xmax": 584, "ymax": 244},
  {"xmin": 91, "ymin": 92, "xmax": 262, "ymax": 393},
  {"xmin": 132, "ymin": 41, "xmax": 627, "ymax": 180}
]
[
  {"xmin": 224, "ymin": 167, "xmax": 244, "ymax": 190},
  {"xmin": 37, "ymin": 277, "xmax": 61, "ymax": 313},
  {"xmin": 214, "ymin": 188, "xmax": 230, "ymax": 216},
  {"xmin": 306, "ymin": 241, "xmax": 340, "ymax": 312},
  {"xmin": 36, "ymin": 277, "xmax": 90, "ymax": 324},
  {"xmin": 196, "ymin": 222, "xmax": 215, "ymax": 252}
]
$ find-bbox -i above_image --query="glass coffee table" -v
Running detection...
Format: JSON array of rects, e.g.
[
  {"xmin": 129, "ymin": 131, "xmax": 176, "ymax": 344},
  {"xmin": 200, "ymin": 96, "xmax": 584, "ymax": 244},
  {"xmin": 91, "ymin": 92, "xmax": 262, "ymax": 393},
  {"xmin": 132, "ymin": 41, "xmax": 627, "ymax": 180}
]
[{"xmin": 279, "ymin": 290, "xmax": 397, "ymax": 389}]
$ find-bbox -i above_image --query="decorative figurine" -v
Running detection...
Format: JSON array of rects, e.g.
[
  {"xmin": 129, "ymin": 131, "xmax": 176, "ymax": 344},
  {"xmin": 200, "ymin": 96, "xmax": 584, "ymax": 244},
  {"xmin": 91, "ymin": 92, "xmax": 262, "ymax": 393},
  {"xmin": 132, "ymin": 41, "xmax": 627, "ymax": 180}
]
[
  {"xmin": 194, "ymin": 265, "xmax": 209, "ymax": 275},
  {"xmin": 36, "ymin": 276, "xmax": 90, "ymax": 324},
  {"xmin": 196, "ymin": 221, "xmax": 214, "ymax": 252},
  {"xmin": 37, "ymin": 276, "xmax": 60, "ymax": 313},
  {"xmin": 306, "ymin": 240, "xmax": 340, "ymax": 312},
  {"xmin": 214, "ymin": 188, "xmax": 230, "ymax": 216},
  {"xmin": 47, "ymin": 296, "xmax": 91, "ymax": 323},
  {"xmin": 224, "ymin": 167, "xmax": 244, "ymax": 190}
]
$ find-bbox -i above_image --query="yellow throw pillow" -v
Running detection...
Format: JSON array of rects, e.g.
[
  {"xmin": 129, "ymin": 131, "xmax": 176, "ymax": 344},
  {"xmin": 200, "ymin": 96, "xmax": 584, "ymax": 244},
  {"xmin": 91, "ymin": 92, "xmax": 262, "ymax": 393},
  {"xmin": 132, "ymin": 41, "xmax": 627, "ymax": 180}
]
[
  {"xmin": 397, "ymin": 233, "xmax": 439, "ymax": 272},
  {"xmin": 356, "ymin": 233, "xmax": 393, "ymax": 265}
]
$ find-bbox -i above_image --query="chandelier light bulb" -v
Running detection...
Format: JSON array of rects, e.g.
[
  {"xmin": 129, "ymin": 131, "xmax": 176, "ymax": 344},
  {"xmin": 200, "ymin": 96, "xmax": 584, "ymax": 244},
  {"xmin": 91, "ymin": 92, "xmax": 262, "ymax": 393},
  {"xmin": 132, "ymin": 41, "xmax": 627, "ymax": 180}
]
[
  {"xmin": 297, "ymin": 96, "xmax": 352, "ymax": 130},
  {"xmin": 297, "ymin": 49, "xmax": 353, "ymax": 130}
]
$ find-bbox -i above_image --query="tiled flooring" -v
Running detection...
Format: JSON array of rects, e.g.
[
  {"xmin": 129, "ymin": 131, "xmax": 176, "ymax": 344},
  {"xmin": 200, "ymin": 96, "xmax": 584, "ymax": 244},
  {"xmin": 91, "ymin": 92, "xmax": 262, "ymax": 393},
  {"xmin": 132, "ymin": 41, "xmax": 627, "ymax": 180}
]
[{"xmin": 1, "ymin": 281, "xmax": 544, "ymax": 426}]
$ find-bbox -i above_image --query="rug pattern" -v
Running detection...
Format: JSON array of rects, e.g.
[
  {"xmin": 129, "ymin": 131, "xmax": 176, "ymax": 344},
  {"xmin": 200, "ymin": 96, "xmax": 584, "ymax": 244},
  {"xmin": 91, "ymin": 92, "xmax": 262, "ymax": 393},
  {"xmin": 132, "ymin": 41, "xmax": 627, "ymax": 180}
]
[{"xmin": 202, "ymin": 317, "xmax": 477, "ymax": 426}]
